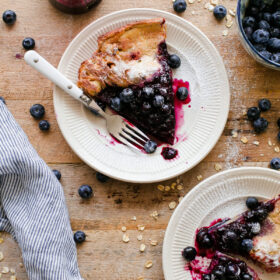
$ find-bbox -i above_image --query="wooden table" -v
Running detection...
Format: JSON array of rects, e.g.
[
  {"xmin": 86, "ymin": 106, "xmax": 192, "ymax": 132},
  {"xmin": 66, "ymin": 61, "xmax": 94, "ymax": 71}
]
[{"xmin": 1, "ymin": 0, "xmax": 280, "ymax": 279}]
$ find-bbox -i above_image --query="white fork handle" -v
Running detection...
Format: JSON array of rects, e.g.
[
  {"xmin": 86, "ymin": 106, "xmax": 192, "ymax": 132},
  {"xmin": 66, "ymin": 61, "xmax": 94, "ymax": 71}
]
[{"xmin": 24, "ymin": 50, "xmax": 83, "ymax": 101}]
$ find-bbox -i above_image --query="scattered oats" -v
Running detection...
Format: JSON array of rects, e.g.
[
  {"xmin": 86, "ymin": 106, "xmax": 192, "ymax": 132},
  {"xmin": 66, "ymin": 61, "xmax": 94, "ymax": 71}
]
[
  {"xmin": 0, "ymin": 252, "xmax": 3, "ymax": 261},
  {"xmin": 177, "ymin": 184, "xmax": 183, "ymax": 190},
  {"xmin": 2, "ymin": 267, "xmax": 9, "ymax": 274},
  {"xmin": 198, "ymin": 0, "xmax": 202, "ymax": 2},
  {"xmin": 122, "ymin": 233, "xmax": 130, "ymax": 243},
  {"xmin": 165, "ymin": 186, "xmax": 170, "ymax": 191},
  {"xmin": 188, "ymin": 0, "xmax": 195, "ymax": 3},
  {"xmin": 0, "ymin": 238, "xmax": 4, "ymax": 244},
  {"xmin": 214, "ymin": 163, "xmax": 222, "ymax": 171},
  {"xmin": 229, "ymin": 9, "xmax": 236, "ymax": 16},
  {"xmin": 145, "ymin": 260, "xmax": 153, "ymax": 269},
  {"xmin": 208, "ymin": 4, "xmax": 215, "ymax": 11},
  {"xmin": 121, "ymin": 226, "xmax": 127, "ymax": 232},
  {"xmin": 138, "ymin": 277, "xmax": 144, "ymax": 280},
  {"xmin": 150, "ymin": 240, "xmax": 158, "ymax": 246},
  {"xmin": 150, "ymin": 211, "xmax": 159, "ymax": 220},
  {"xmin": 253, "ymin": 141, "xmax": 259, "ymax": 146},
  {"xmin": 10, "ymin": 276, "xmax": 17, "ymax": 280},
  {"xmin": 241, "ymin": 136, "xmax": 248, "ymax": 144},
  {"xmin": 169, "ymin": 201, "xmax": 177, "ymax": 210},
  {"xmin": 197, "ymin": 175, "xmax": 203, "ymax": 181},
  {"xmin": 140, "ymin": 244, "xmax": 146, "ymax": 252},
  {"xmin": 268, "ymin": 140, "xmax": 273, "ymax": 146},
  {"xmin": 157, "ymin": 184, "xmax": 165, "ymax": 191},
  {"xmin": 137, "ymin": 235, "xmax": 143, "ymax": 241},
  {"xmin": 226, "ymin": 14, "xmax": 232, "ymax": 21},
  {"xmin": 222, "ymin": 29, "xmax": 229, "ymax": 36},
  {"xmin": 242, "ymin": 110, "xmax": 247, "ymax": 116},
  {"xmin": 138, "ymin": 225, "xmax": 145, "ymax": 231},
  {"xmin": 218, "ymin": 154, "xmax": 223, "ymax": 158},
  {"xmin": 176, "ymin": 178, "xmax": 180, "ymax": 184},
  {"xmin": 191, "ymin": 11, "xmax": 196, "ymax": 15},
  {"xmin": 179, "ymin": 196, "xmax": 184, "ymax": 203},
  {"xmin": 275, "ymin": 146, "xmax": 280, "ymax": 153},
  {"xmin": 19, "ymin": 263, "xmax": 23, "ymax": 268},
  {"xmin": 226, "ymin": 21, "xmax": 233, "ymax": 28},
  {"xmin": 10, "ymin": 268, "xmax": 15, "ymax": 274},
  {"xmin": 231, "ymin": 130, "xmax": 238, "ymax": 138},
  {"xmin": 204, "ymin": 2, "xmax": 210, "ymax": 9},
  {"xmin": 171, "ymin": 183, "xmax": 176, "ymax": 190},
  {"xmin": 210, "ymin": 0, "xmax": 219, "ymax": 5},
  {"xmin": 131, "ymin": 216, "xmax": 137, "ymax": 221},
  {"xmin": 260, "ymin": 153, "xmax": 264, "ymax": 156}
]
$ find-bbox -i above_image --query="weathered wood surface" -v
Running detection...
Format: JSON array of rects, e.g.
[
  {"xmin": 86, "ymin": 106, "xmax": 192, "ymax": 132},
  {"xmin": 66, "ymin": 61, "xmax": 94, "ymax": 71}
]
[{"xmin": 0, "ymin": 0, "xmax": 280, "ymax": 279}]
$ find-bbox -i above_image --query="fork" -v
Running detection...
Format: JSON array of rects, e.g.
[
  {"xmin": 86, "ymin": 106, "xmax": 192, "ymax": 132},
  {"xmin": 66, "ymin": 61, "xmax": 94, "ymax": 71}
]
[{"xmin": 24, "ymin": 50, "xmax": 152, "ymax": 152}]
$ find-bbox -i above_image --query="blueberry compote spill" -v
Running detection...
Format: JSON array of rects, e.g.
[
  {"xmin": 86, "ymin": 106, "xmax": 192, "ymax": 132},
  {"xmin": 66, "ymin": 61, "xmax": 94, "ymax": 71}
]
[{"xmin": 161, "ymin": 147, "xmax": 178, "ymax": 160}]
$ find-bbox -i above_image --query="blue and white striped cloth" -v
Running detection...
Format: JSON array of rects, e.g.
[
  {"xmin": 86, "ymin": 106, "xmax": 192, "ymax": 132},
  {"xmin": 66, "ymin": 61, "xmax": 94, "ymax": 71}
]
[{"xmin": 0, "ymin": 101, "xmax": 83, "ymax": 279}]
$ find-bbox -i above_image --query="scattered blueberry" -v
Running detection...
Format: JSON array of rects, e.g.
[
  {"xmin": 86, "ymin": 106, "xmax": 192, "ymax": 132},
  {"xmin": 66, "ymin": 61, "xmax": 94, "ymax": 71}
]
[
  {"xmin": 110, "ymin": 97, "xmax": 122, "ymax": 111},
  {"xmin": 143, "ymin": 87, "xmax": 154, "ymax": 99},
  {"xmin": 168, "ymin": 54, "xmax": 181, "ymax": 69},
  {"xmin": 176, "ymin": 87, "xmax": 189, "ymax": 101},
  {"xmin": 241, "ymin": 273, "xmax": 253, "ymax": 280},
  {"xmin": 253, "ymin": 117, "xmax": 268, "ymax": 133},
  {"xmin": 74, "ymin": 231, "xmax": 86, "ymax": 244},
  {"xmin": 270, "ymin": 52, "xmax": 280, "ymax": 63},
  {"xmin": 96, "ymin": 172, "xmax": 109, "ymax": 183},
  {"xmin": 246, "ymin": 197, "xmax": 259, "ymax": 210},
  {"xmin": 2, "ymin": 10, "xmax": 16, "ymax": 25},
  {"xmin": 277, "ymin": 118, "xmax": 280, "ymax": 128},
  {"xmin": 268, "ymin": 38, "xmax": 280, "ymax": 52},
  {"xmin": 259, "ymin": 50, "xmax": 272, "ymax": 59},
  {"xmin": 153, "ymin": 95, "xmax": 164, "ymax": 107},
  {"xmin": 30, "ymin": 104, "xmax": 45, "ymax": 119},
  {"xmin": 241, "ymin": 239, "xmax": 253, "ymax": 252},
  {"xmin": 272, "ymin": 11, "xmax": 280, "ymax": 27},
  {"xmin": 258, "ymin": 20, "xmax": 270, "ymax": 30},
  {"xmin": 144, "ymin": 140, "xmax": 157, "ymax": 154},
  {"xmin": 161, "ymin": 147, "xmax": 178, "ymax": 160},
  {"xmin": 182, "ymin": 246, "xmax": 197, "ymax": 261},
  {"xmin": 78, "ymin": 185, "xmax": 93, "ymax": 199},
  {"xmin": 120, "ymin": 88, "xmax": 134, "ymax": 103},
  {"xmin": 252, "ymin": 29, "xmax": 270, "ymax": 44},
  {"xmin": 173, "ymin": 0, "xmax": 187, "ymax": 13},
  {"xmin": 270, "ymin": 157, "xmax": 280, "ymax": 170},
  {"xmin": 243, "ymin": 16, "xmax": 256, "ymax": 28},
  {"xmin": 52, "ymin": 169, "xmax": 61, "ymax": 181},
  {"xmin": 213, "ymin": 5, "xmax": 227, "ymax": 20},
  {"xmin": 22, "ymin": 37, "xmax": 35, "ymax": 50},
  {"xmin": 247, "ymin": 107, "xmax": 260, "ymax": 121},
  {"xmin": 0, "ymin": 97, "xmax": 6, "ymax": 104},
  {"xmin": 258, "ymin": 98, "xmax": 271, "ymax": 111},
  {"xmin": 39, "ymin": 120, "xmax": 50, "ymax": 131}
]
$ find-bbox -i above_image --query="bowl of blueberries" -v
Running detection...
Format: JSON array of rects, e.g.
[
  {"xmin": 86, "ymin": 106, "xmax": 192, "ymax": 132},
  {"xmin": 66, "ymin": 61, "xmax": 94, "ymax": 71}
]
[{"xmin": 236, "ymin": 0, "xmax": 280, "ymax": 70}]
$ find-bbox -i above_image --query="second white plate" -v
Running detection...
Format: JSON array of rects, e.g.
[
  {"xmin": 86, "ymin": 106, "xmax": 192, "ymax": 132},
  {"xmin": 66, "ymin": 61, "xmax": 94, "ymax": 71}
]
[{"xmin": 53, "ymin": 8, "xmax": 230, "ymax": 183}]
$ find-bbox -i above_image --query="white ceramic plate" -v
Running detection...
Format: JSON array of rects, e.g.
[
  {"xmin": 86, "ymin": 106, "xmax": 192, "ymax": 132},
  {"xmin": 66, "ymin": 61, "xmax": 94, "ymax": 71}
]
[
  {"xmin": 53, "ymin": 8, "xmax": 230, "ymax": 183},
  {"xmin": 163, "ymin": 167, "xmax": 280, "ymax": 280}
]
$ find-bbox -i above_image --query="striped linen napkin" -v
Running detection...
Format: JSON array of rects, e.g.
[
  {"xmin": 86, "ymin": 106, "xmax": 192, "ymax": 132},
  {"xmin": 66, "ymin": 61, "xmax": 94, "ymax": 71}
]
[{"xmin": 0, "ymin": 100, "xmax": 83, "ymax": 279}]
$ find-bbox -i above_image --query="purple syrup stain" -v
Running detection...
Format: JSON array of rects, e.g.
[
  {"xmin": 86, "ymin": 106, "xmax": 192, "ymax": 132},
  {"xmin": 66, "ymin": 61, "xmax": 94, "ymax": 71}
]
[
  {"xmin": 15, "ymin": 53, "xmax": 23, "ymax": 59},
  {"xmin": 161, "ymin": 147, "xmax": 178, "ymax": 160}
]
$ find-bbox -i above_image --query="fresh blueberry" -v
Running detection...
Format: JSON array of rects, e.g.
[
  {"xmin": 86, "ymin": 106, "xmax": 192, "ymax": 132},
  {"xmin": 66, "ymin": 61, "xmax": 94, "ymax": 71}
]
[
  {"xmin": 263, "ymin": 12, "xmax": 272, "ymax": 22},
  {"xmin": 258, "ymin": 20, "xmax": 270, "ymax": 30},
  {"xmin": 161, "ymin": 147, "xmax": 178, "ymax": 160},
  {"xmin": 30, "ymin": 104, "xmax": 45, "ymax": 119},
  {"xmin": 270, "ymin": 27, "xmax": 280, "ymax": 38},
  {"xmin": 246, "ymin": 197, "xmax": 259, "ymax": 209},
  {"xmin": 39, "ymin": 120, "xmax": 50, "ymax": 131},
  {"xmin": 213, "ymin": 5, "xmax": 227, "ymax": 20},
  {"xmin": 253, "ymin": 117, "xmax": 268, "ymax": 133},
  {"xmin": 182, "ymin": 246, "xmax": 197, "ymax": 261},
  {"xmin": 153, "ymin": 95, "xmax": 164, "ymax": 107},
  {"xmin": 244, "ymin": 26, "xmax": 254, "ymax": 40},
  {"xmin": 78, "ymin": 185, "xmax": 93, "ymax": 199},
  {"xmin": 225, "ymin": 263, "xmax": 240, "ymax": 278},
  {"xmin": 241, "ymin": 239, "xmax": 253, "ymax": 252},
  {"xmin": 144, "ymin": 140, "xmax": 157, "ymax": 154},
  {"xmin": 96, "ymin": 172, "xmax": 109, "ymax": 183},
  {"xmin": 199, "ymin": 234, "xmax": 213, "ymax": 249},
  {"xmin": 176, "ymin": 87, "xmax": 189, "ymax": 101},
  {"xmin": 248, "ymin": 6, "xmax": 259, "ymax": 17},
  {"xmin": 161, "ymin": 104, "xmax": 171, "ymax": 115},
  {"xmin": 74, "ymin": 231, "xmax": 86, "ymax": 243},
  {"xmin": 243, "ymin": 16, "xmax": 256, "ymax": 28},
  {"xmin": 143, "ymin": 87, "xmax": 154, "ymax": 99},
  {"xmin": 213, "ymin": 267, "xmax": 225, "ymax": 278},
  {"xmin": 251, "ymin": 0, "xmax": 263, "ymax": 7},
  {"xmin": 110, "ymin": 97, "xmax": 122, "ymax": 111},
  {"xmin": 202, "ymin": 275, "xmax": 211, "ymax": 280},
  {"xmin": 278, "ymin": 118, "xmax": 280, "ymax": 128},
  {"xmin": 22, "ymin": 37, "xmax": 35, "ymax": 50},
  {"xmin": 120, "ymin": 88, "xmax": 134, "ymax": 103},
  {"xmin": 173, "ymin": 0, "xmax": 187, "ymax": 13},
  {"xmin": 270, "ymin": 53, "xmax": 280, "ymax": 63},
  {"xmin": 247, "ymin": 107, "xmax": 260, "ymax": 121},
  {"xmin": 168, "ymin": 54, "xmax": 181, "ymax": 68},
  {"xmin": 256, "ymin": 208, "xmax": 268, "ymax": 221},
  {"xmin": 241, "ymin": 273, "xmax": 253, "ymax": 280},
  {"xmin": 272, "ymin": 11, "xmax": 280, "ymax": 27},
  {"xmin": 270, "ymin": 157, "xmax": 280, "ymax": 170},
  {"xmin": 0, "ymin": 97, "xmax": 6, "ymax": 104},
  {"xmin": 252, "ymin": 29, "xmax": 270, "ymax": 43},
  {"xmin": 142, "ymin": 102, "xmax": 152, "ymax": 113},
  {"xmin": 259, "ymin": 50, "xmax": 271, "ymax": 59},
  {"xmin": 253, "ymin": 43, "xmax": 266, "ymax": 51},
  {"xmin": 268, "ymin": 38, "xmax": 280, "ymax": 52},
  {"xmin": 2, "ymin": 10, "xmax": 16, "ymax": 25},
  {"xmin": 52, "ymin": 169, "xmax": 61, "ymax": 181},
  {"xmin": 258, "ymin": 98, "xmax": 271, "ymax": 111}
]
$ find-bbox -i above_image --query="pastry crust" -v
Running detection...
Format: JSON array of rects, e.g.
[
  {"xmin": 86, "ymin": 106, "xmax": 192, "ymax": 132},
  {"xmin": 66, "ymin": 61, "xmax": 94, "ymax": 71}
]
[{"xmin": 77, "ymin": 18, "xmax": 166, "ymax": 96}]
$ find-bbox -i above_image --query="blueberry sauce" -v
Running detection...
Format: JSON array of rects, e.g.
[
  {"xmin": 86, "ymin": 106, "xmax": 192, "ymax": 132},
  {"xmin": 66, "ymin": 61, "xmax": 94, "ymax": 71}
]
[{"xmin": 161, "ymin": 147, "xmax": 178, "ymax": 160}]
